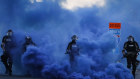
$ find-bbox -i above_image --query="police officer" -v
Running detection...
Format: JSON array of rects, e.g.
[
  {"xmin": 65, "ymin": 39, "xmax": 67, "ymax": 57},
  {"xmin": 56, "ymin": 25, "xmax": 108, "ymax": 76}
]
[
  {"xmin": 1, "ymin": 29, "xmax": 15, "ymax": 76},
  {"xmin": 65, "ymin": 35, "xmax": 80, "ymax": 67},
  {"xmin": 122, "ymin": 35, "xmax": 139, "ymax": 78},
  {"xmin": 23, "ymin": 36, "xmax": 36, "ymax": 53}
]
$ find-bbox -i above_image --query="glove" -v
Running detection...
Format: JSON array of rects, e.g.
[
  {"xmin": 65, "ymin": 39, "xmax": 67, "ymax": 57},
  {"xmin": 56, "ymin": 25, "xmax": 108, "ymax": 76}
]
[
  {"xmin": 65, "ymin": 50, "xmax": 70, "ymax": 54},
  {"xmin": 65, "ymin": 52, "xmax": 68, "ymax": 54},
  {"xmin": 123, "ymin": 53, "xmax": 128, "ymax": 58},
  {"xmin": 138, "ymin": 49, "xmax": 140, "ymax": 52},
  {"xmin": 122, "ymin": 50, "xmax": 125, "ymax": 55}
]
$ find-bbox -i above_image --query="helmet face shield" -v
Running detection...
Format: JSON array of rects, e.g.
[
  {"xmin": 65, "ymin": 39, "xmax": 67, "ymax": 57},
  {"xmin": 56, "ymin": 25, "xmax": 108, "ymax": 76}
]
[
  {"xmin": 26, "ymin": 36, "xmax": 31, "ymax": 40},
  {"xmin": 26, "ymin": 36, "xmax": 32, "ymax": 41},
  {"xmin": 128, "ymin": 36, "xmax": 134, "ymax": 42},
  {"xmin": 7, "ymin": 31, "xmax": 13, "ymax": 36},
  {"xmin": 71, "ymin": 35, "xmax": 78, "ymax": 41},
  {"xmin": 72, "ymin": 37, "xmax": 78, "ymax": 41}
]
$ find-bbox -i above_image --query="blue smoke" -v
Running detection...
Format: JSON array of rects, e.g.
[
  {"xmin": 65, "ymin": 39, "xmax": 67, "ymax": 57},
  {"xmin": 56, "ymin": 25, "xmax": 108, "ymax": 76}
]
[{"xmin": 0, "ymin": 0, "xmax": 137, "ymax": 79}]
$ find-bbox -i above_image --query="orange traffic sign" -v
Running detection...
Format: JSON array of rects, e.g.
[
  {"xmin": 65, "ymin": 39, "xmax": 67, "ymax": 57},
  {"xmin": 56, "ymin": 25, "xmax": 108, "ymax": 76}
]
[{"xmin": 109, "ymin": 23, "xmax": 121, "ymax": 29}]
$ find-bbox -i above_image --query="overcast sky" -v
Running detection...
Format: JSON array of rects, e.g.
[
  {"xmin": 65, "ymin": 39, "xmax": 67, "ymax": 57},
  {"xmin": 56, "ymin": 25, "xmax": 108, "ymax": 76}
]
[
  {"xmin": 30, "ymin": 0, "xmax": 106, "ymax": 11},
  {"xmin": 61, "ymin": 0, "xmax": 106, "ymax": 10}
]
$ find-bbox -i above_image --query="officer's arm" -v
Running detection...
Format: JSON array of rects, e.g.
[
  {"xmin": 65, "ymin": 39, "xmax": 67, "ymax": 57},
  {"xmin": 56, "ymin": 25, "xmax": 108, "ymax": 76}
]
[
  {"xmin": 135, "ymin": 42, "xmax": 140, "ymax": 52},
  {"xmin": 1, "ymin": 43, "xmax": 5, "ymax": 50},
  {"xmin": 1, "ymin": 36, "xmax": 6, "ymax": 51},
  {"xmin": 31, "ymin": 41, "xmax": 36, "ymax": 46},
  {"xmin": 65, "ymin": 42, "xmax": 71, "ymax": 54}
]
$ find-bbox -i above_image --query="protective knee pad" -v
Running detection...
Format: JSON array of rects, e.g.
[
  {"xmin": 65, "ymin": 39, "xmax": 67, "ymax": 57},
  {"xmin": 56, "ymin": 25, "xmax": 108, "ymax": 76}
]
[
  {"xmin": 127, "ymin": 65, "xmax": 131, "ymax": 69},
  {"xmin": 3, "ymin": 62, "xmax": 9, "ymax": 69},
  {"xmin": 132, "ymin": 65, "xmax": 136, "ymax": 71},
  {"xmin": 1, "ymin": 55, "xmax": 8, "ymax": 62}
]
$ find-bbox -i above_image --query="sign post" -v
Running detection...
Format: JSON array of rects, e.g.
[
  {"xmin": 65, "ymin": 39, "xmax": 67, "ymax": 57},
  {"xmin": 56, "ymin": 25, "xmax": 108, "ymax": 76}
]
[
  {"xmin": 109, "ymin": 23, "xmax": 121, "ymax": 53},
  {"xmin": 109, "ymin": 23, "xmax": 121, "ymax": 45}
]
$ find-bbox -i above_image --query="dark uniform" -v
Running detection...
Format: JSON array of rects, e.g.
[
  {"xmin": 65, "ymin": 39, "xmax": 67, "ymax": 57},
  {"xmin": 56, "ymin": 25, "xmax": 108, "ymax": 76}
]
[
  {"xmin": 123, "ymin": 36, "xmax": 139, "ymax": 78},
  {"xmin": 23, "ymin": 36, "xmax": 36, "ymax": 53},
  {"xmin": 22, "ymin": 36, "xmax": 36, "ymax": 76},
  {"xmin": 1, "ymin": 30, "xmax": 15, "ymax": 76},
  {"xmin": 66, "ymin": 35, "xmax": 79, "ymax": 67}
]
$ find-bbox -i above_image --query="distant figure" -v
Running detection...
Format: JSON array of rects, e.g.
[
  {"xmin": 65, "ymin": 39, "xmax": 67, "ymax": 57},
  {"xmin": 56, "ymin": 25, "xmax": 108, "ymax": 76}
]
[
  {"xmin": 1, "ymin": 29, "xmax": 15, "ymax": 76},
  {"xmin": 65, "ymin": 35, "xmax": 80, "ymax": 67},
  {"xmin": 122, "ymin": 35, "xmax": 140, "ymax": 79},
  {"xmin": 23, "ymin": 36, "xmax": 36, "ymax": 53}
]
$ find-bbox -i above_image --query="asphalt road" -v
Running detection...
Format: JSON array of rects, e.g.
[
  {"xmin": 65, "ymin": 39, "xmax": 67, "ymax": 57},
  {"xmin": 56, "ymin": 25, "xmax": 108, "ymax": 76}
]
[
  {"xmin": 0, "ymin": 75, "xmax": 43, "ymax": 79},
  {"xmin": 0, "ymin": 71, "xmax": 139, "ymax": 79},
  {"xmin": 136, "ymin": 70, "xmax": 140, "ymax": 79}
]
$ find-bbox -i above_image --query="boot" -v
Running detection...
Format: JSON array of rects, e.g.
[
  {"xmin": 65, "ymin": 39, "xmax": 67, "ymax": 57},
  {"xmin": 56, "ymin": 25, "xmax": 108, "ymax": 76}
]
[
  {"xmin": 3, "ymin": 62, "xmax": 9, "ymax": 75},
  {"xmin": 5, "ymin": 68, "xmax": 9, "ymax": 74},
  {"xmin": 132, "ymin": 71, "xmax": 135, "ymax": 79},
  {"xmin": 8, "ymin": 70, "xmax": 12, "ymax": 76},
  {"xmin": 8, "ymin": 62, "xmax": 12, "ymax": 76}
]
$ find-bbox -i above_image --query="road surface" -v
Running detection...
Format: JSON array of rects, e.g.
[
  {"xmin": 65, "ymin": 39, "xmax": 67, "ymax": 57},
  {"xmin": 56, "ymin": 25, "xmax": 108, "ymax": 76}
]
[
  {"xmin": 136, "ymin": 70, "xmax": 140, "ymax": 79},
  {"xmin": 0, "ymin": 75, "xmax": 43, "ymax": 79},
  {"xmin": 0, "ymin": 71, "xmax": 140, "ymax": 79}
]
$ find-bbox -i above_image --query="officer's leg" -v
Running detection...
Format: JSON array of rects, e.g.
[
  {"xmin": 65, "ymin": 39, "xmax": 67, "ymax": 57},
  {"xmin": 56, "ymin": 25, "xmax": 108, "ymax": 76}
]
[
  {"xmin": 136, "ymin": 60, "xmax": 139, "ymax": 66},
  {"xmin": 132, "ymin": 56, "xmax": 137, "ymax": 79},
  {"xmin": 1, "ymin": 54, "xmax": 9, "ymax": 74},
  {"xmin": 69, "ymin": 54, "xmax": 74, "ymax": 68},
  {"xmin": 127, "ymin": 56, "xmax": 131, "ymax": 69},
  {"xmin": 135, "ymin": 54, "xmax": 139, "ymax": 66},
  {"xmin": 8, "ymin": 62, "xmax": 12, "ymax": 76},
  {"xmin": 8, "ymin": 55, "xmax": 13, "ymax": 76}
]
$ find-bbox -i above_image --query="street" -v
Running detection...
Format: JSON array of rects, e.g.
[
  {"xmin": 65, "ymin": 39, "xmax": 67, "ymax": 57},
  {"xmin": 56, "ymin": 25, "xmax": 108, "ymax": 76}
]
[{"xmin": 0, "ymin": 75, "xmax": 43, "ymax": 79}]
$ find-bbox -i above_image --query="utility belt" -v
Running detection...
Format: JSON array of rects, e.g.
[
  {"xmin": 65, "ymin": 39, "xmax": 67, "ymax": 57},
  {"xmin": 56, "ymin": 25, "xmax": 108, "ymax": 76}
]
[
  {"xmin": 124, "ymin": 52, "xmax": 138, "ymax": 58},
  {"xmin": 127, "ymin": 51, "xmax": 137, "ymax": 54}
]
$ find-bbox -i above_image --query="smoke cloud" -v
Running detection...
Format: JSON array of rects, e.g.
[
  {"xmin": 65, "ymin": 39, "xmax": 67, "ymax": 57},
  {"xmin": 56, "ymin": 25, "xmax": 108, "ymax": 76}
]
[{"xmin": 0, "ymin": 0, "xmax": 139, "ymax": 79}]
